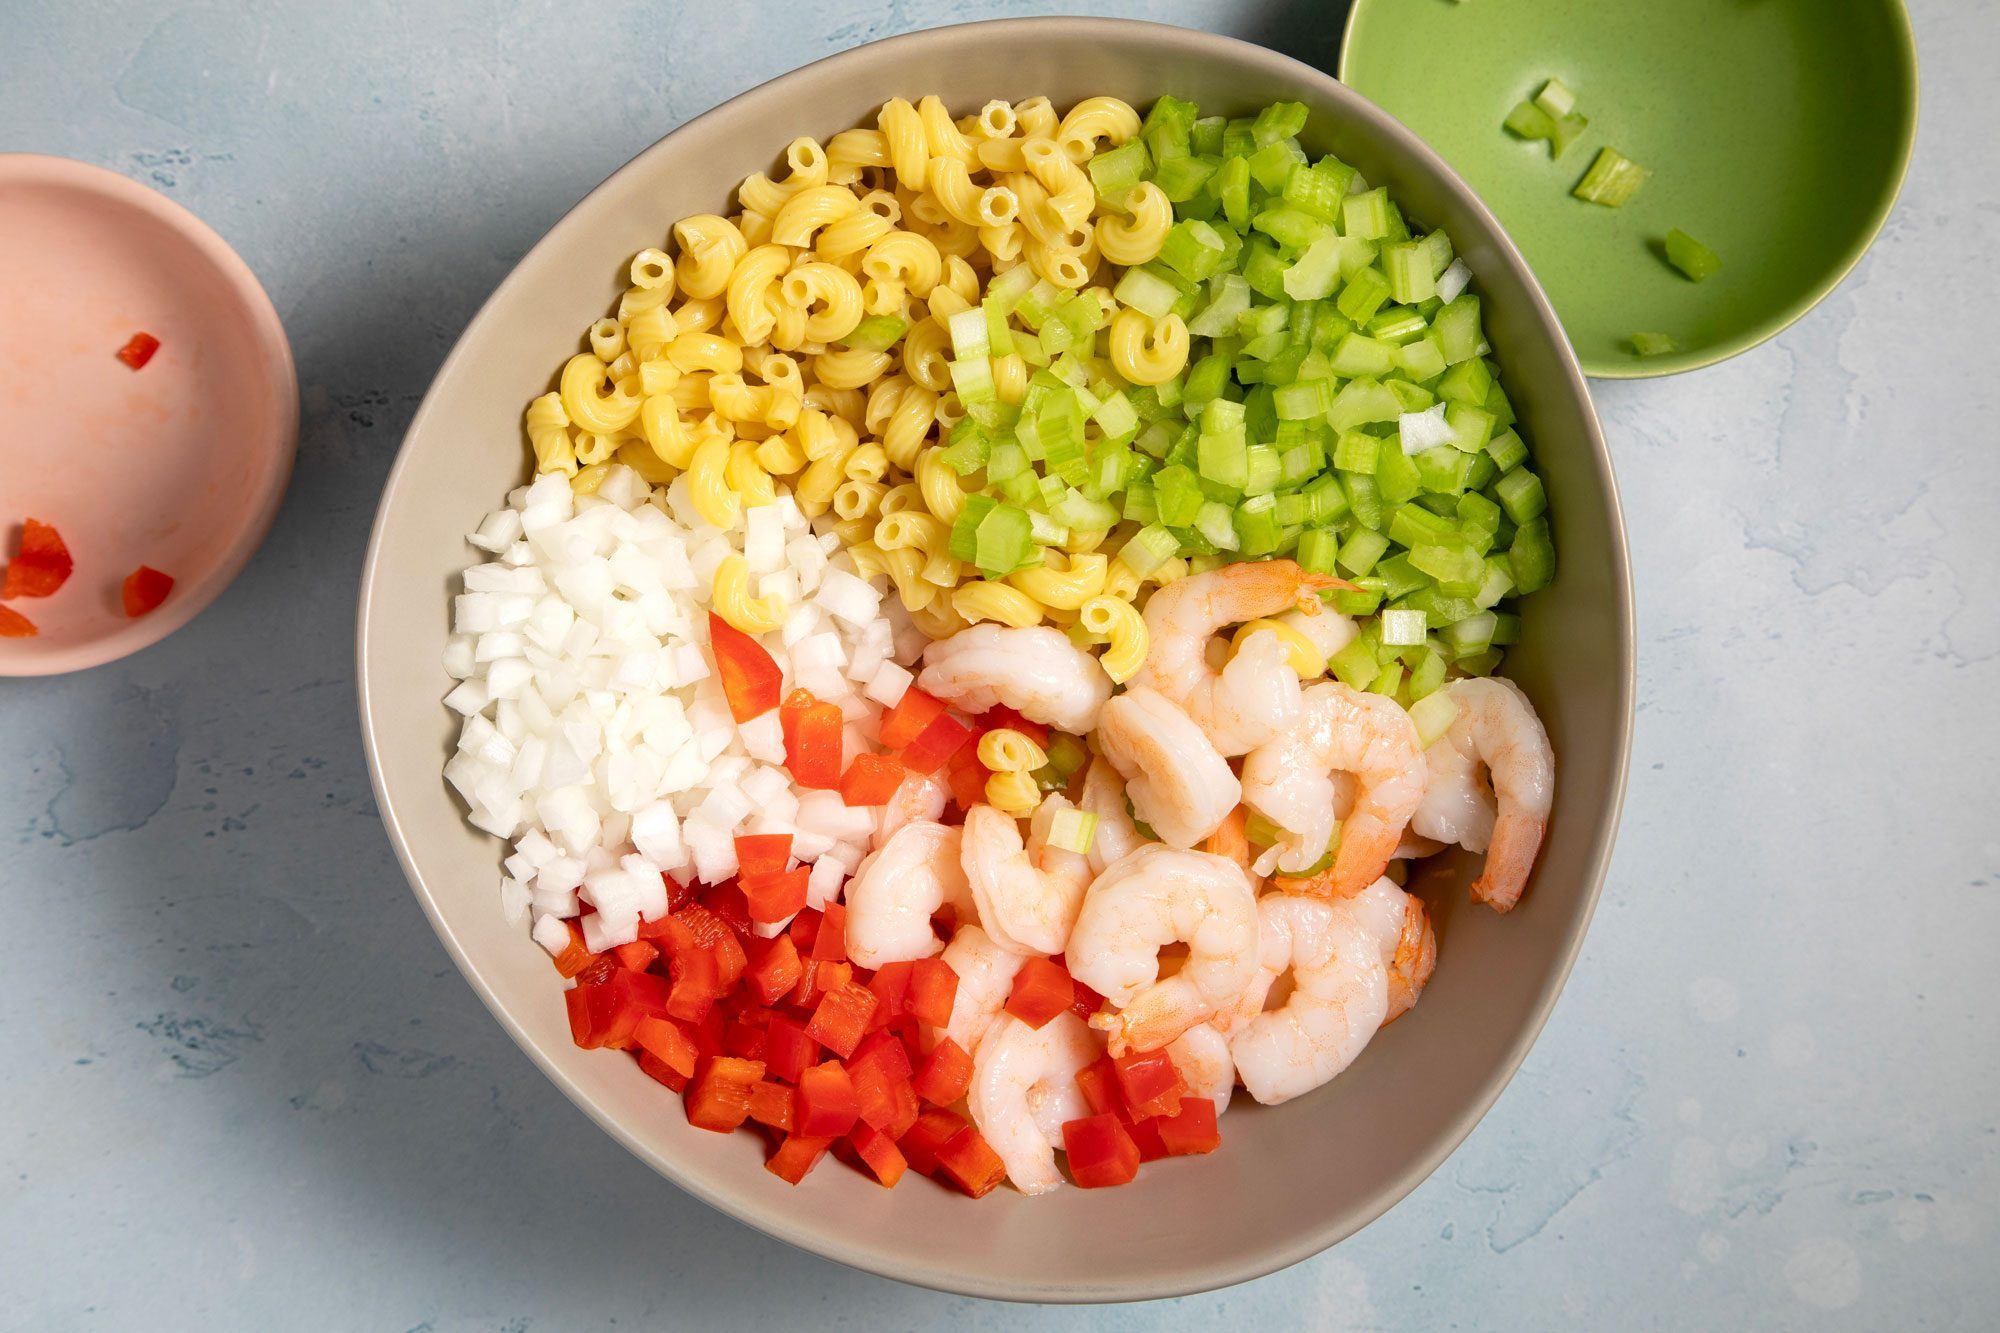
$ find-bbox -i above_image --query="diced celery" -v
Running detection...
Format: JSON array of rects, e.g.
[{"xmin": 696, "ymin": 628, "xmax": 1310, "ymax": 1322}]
[
  {"xmin": 1380, "ymin": 608, "xmax": 1428, "ymax": 647},
  {"xmin": 1280, "ymin": 233, "xmax": 1344, "ymax": 301},
  {"xmin": 1510, "ymin": 517, "xmax": 1555, "ymax": 594},
  {"xmin": 1234, "ymin": 493, "xmax": 1282, "ymax": 555},
  {"xmin": 1328, "ymin": 637, "xmax": 1379, "ymax": 690},
  {"xmin": 974, "ymin": 503, "xmax": 1033, "ymax": 575},
  {"xmin": 1456, "ymin": 491, "xmax": 1503, "ymax": 546},
  {"xmin": 948, "ymin": 494, "xmax": 996, "ymax": 561},
  {"xmin": 1188, "ymin": 273, "xmax": 1253, "ymax": 338},
  {"xmin": 1485, "ymin": 428, "xmax": 1529, "ymax": 473},
  {"xmin": 1051, "ymin": 489, "xmax": 1119, "ymax": 532},
  {"xmin": 1158, "ymin": 219, "xmax": 1229, "ymax": 282},
  {"xmin": 1337, "ymin": 527, "xmax": 1391, "ymax": 576},
  {"xmin": 1253, "ymin": 206, "xmax": 1329, "ymax": 252},
  {"xmin": 1191, "ymin": 115, "xmax": 1226, "ymax": 157},
  {"xmin": 1217, "ymin": 155, "xmax": 1252, "ymax": 230},
  {"xmin": 1195, "ymin": 501, "xmax": 1241, "ymax": 551},
  {"xmin": 1367, "ymin": 305, "xmax": 1428, "ymax": 345},
  {"xmin": 1155, "ymin": 154, "xmax": 1219, "ymax": 203},
  {"xmin": 1504, "ymin": 101, "xmax": 1557, "ymax": 143},
  {"xmin": 1409, "ymin": 542, "xmax": 1486, "ymax": 593},
  {"xmin": 1397, "ymin": 335, "xmax": 1448, "ymax": 383},
  {"xmin": 837, "ymin": 315, "xmax": 908, "ymax": 352},
  {"xmin": 1388, "ymin": 378, "xmax": 1436, "ymax": 414},
  {"xmin": 1341, "ymin": 471, "xmax": 1386, "ymax": 531},
  {"xmin": 1335, "ymin": 266, "xmax": 1392, "ymax": 325},
  {"xmin": 1534, "ymin": 77, "xmax": 1577, "ymax": 119},
  {"xmin": 1631, "ymin": 331, "xmax": 1680, "ymax": 357},
  {"xmin": 1494, "ymin": 467, "xmax": 1546, "ymax": 522},
  {"xmin": 1088, "ymin": 140, "xmax": 1152, "ymax": 206},
  {"xmin": 1388, "ymin": 502, "xmax": 1458, "ymax": 550},
  {"xmin": 1572, "ymin": 147, "xmax": 1650, "ymax": 207},
  {"xmin": 1247, "ymin": 140, "xmax": 1307, "ymax": 193},
  {"xmin": 1437, "ymin": 357, "xmax": 1493, "ymax": 407},
  {"xmin": 1446, "ymin": 401, "xmax": 1496, "ymax": 453},
  {"xmin": 1328, "ymin": 333, "xmax": 1397, "ymax": 379},
  {"xmin": 1342, "ymin": 187, "xmax": 1392, "ymax": 240},
  {"xmin": 1333, "ymin": 580, "xmax": 1386, "ymax": 617},
  {"xmin": 1272, "ymin": 377, "xmax": 1335, "ymax": 421},
  {"xmin": 1409, "ymin": 689, "xmax": 1460, "ymax": 745},
  {"xmin": 1549, "ymin": 112, "xmax": 1589, "ymax": 157},
  {"xmin": 1244, "ymin": 445, "xmax": 1283, "ymax": 495},
  {"xmin": 1296, "ymin": 526, "xmax": 1342, "ymax": 574},
  {"xmin": 1434, "ymin": 294, "xmax": 1483, "ymax": 364},
  {"xmin": 1664, "ymin": 229, "xmax": 1722, "ymax": 281},
  {"xmin": 1334, "ymin": 428, "xmax": 1380, "ymax": 474},
  {"xmin": 1415, "ymin": 445, "xmax": 1475, "ymax": 495},
  {"xmin": 1154, "ymin": 465, "xmax": 1204, "ymax": 526},
  {"xmin": 1251, "ymin": 100, "xmax": 1310, "ymax": 145},
  {"xmin": 1384, "ymin": 241, "xmax": 1438, "ymax": 304}
]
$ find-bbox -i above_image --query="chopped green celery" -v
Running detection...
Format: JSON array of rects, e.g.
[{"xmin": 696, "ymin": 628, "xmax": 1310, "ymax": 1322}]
[
  {"xmin": 1481, "ymin": 379, "xmax": 1514, "ymax": 428},
  {"xmin": 1113, "ymin": 265, "xmax": 1184, "ymax": 319},
  {"xmin": 1367, "ymin": 662, "xmax": 1406, "ymax": 699},
  {"xmin": 1509, "ymin": 517, "xmax": 1555, "ymax": 594},
  {"xmin": 1026, "ymin": 504, "xmax": 1068, "ymax": 544},
  {"xmin": 1335, "ymin": 266, "xmax": 1393, "ymax": 324},
  {"xmin": 1237, "ymin": 301, "xmax": 1291, "ymax": 339},
  {"xmin": 1485, "ymin": 428, "xmax": 1529, "ymax": 472},
  {"xmin": 1216, "ymin": 155, "xmax": 1252, "ymax": 230},
  {"xmin": 1154, "ymin": 154, "xmax": 1218, "ymax": 203},
  {"xmin": 1437, "ymin": 357, "xmax": 1493, "ymax": 407},
  {"xmin": 974, "ymin": 503, "xmax": 1034, "ymax": 575},
  {"xmin": 1334, "ymin": 580, "xmax": 1386, "ymax": 617},
  {"xmin": 1375, "ymin": 437, "xmax": 1423, "ymax": 505},
  {"xmin": 1191, "ymin": 115, "xmax": 1227, "ymax": 158},
  {"xmin": 1280, "ymin": 233, "xmax": 1344, "ymax": 300},
  {"xmin": 1342, "ymin": 187, "xmax": 1392, "ymax": 240},
  {"xmin": 1446, "ymin": 401, "xmax": 1496, "ymax": 453},
  {"xmin": 1051, "ymin": 489, "xmax": 1119, "ymax": 532},
  {"xmin": 1014, "ymin": 279, "xmax": 1061, "ymax": 330},
  {"xmin": 1388, "ymin": 379, "xmax": 1436, "ymax": 414},
  {"xmin": 1474, "ymin": 558, "xmax": 1515, "ymax": 609},
  {"xmin": 1334, "ymin": 428, "xmax": 1380, "ymax": 474},
  {"xmin": 1222, "ymin": 116, "xmax": 1258, "ymax": 157},
  {"xmin": 1631, "ymin": 331, "xmax": 1680, "ymax": 357},
  {"xmin": 1342, "ymin": 471, "xmax": 1387, "ymax": 531},
  {"xmin": 1573, "ymin": 147, "xmax": 1650, "ymax": 206},
  {"xmin": 1272, "ymin": 377, "xmax": 1335, "ymax": 421},
  {"xmin": 985, "ymin": 439, "xmax": 1029, "ymax": 482},
  {"xmin": 1301, "ymin": 474, "xmax": 1348, "ymax": 523},
  {"xmin": 1093, "ymin": 390, "xmax": 1139, "ymax": 440},
  {"xmin": 1171, "ymin": 524, "xmax": 1216, "ymax": 557},
  {"xmin": 1367, "ymin": 305, "xmax": 1428, "ymax": 345},
  {"xmin": 1415, "ymin": 491, "xmax": 1461, "ymax": 518},
  {"xmin": 1261, "ymin": 345, "xmax": 1310, "ymax": 385},
  {"xmin": 1664, "ymin": 229, "xmax": 1722, "ymax": 281},
  {"xmin": 1088, "ymin": 140, "xmax": 1152, "ymax": 206},
  {"xmin": 1244, "ymin": 386, "xmax": 1278, "ymax": 444},
  {"xmin": 1550, "ymin": 112, "xmax": 1589, "ymax": 157},
  {"xmin": 1329, "ymin": 333, "xmax": 1397, "ymax": 378},
  {"xmin": 1121, "ymin": 480, "xmax": 1159, "ymax": 524},
  {"xmin": 1415, "ymin": 445, "xmax": 1476, "ymax": 494},
  {"xmin": 1409, "ymin": 542, "xmax": 1486, "ymax": 593},
  {"xmin": 1195, "ymin": 501, "xmax": 1241, "ymax": 551},
  {"xmin": 1337, "ymin": 526, "xmax": 1391, "ymax": 576},
  {"xmin": 1047, "ymin": 292, "xmax": 1105, "ymax": 348},
  {"xmin": 1141, "ymin": 94, "xmax": 1198, "ymax": 158},
  {"xmin": 1328, "ymin": 636, "xmax": 1380, "ymax": 690},
  {"xmin": 1188, "ymin": 273, "xmax": 1253, "ymax": 337},
  {"xmin": 940, "ymin": 419, "xmax": 992, "ymax": 475},
  {"xmin": 1012, "ymin": 327, "xmax": 1050, "ymax": 367},
  {"xmin": 1244, "ymin": 445, "xmax": 1283, "ymax": 496},
  {"xmin": 1465, "ymin": 450, "xmax": 1500, "ymax": 493},
  {"xmin": 1397, "ymin": 335, "xmax": 1448, "ymax": 382},
  {"xmin": 1397, "ymin": 584, "xmax": 1479, "ymax": 624},
  {"xmin": 1273, "ymin": 492, "xmax": 1312, "ymax": 527},
  {"xmin": 1182, "ymin": 353, "xmax": 1232, "ymax": 412},
  {"xmin": 1153, "ymin": 465, "xmax": 1205, "ymax": 526},
  {"xmin": 1329, "ymin": 376, "xmax": 1402, "ymax": 431},
  {"xmin": 1534, "ymin": 77, "xmax": 1578, "ymax": 119},
  {"xmin": 982, "ymin": 302, "xmax": 1015, "ymax": 358},
  {"xmin": 1380, "ymin": 608, "xmax": 1428, "ymax": 647},
  {"xmin": 837, "ymin": 315, "xmax": 909, "ymax": 352},
  {"xmin": 1417, "ymin": 229, "xmax": 1455, "ymax": 280},
  {"xmin": 1251, "ymin": 100, "xmax": 1310, "ymax": 146},
  {"xmin": 996, "ymin": 470, "xmax": 1040, "ymax": 507},
  {"xmin": 1253, "ymin": 206, "xmax": 1330, "ymax": 251},
  {"xmin": 1296, "ymin": 526, "xmax": 1342, "ymax": 574},
  {"xmin": 1456, "ymin": 491, "xmax": 1503, "ymax": 545},
  {"xmin": 1504, "ymin": 100, "xmax": 1557, "ymax": 145},
  {"xmin": 1494, "ymin": 467, "xmax": 1547, "ymax": 522},
  {"xmin": 1434, "ymin": 294, "xmax": 1483, "ymax": 364},
  {"xmin": 1234, "ymin": 494, "xmax": 1283, "ymax": 555},
  {"xmin": 1156, "ymin": 220, "xmax": 1229, "ymax": 282},
  {"xmin": 1247, "ymin": 140, "xmax": 1307, "ymax": 193},
  {"xmin": 1490, "ymin": 611, "xmax": 1521, "ymax": 645},
  {"xmin": 985, "ymin": 263, "xmax": 1037, "ymax": 314},
  {"xmin": 1384, "ymin": 242, "xmax": 1438, "ymax": 304},
  {"xmin": 1119, "ymin": 523, "xmax": 1181, "ymax": 578},
  {"xmin": 1039, "ymin": 392, "xmax": 1088, "ymax": 484},
  {"xmin": 1441, "ymin": 611, "xmax": 1498, "ymax": 653},
  {"xmin": 1243, "ymin": 242, "xmax": 1292, "ymax": 301},
  {"xmin": 1407, "ymin": 688, "xmax": 1458, "ymax": 745},
  {"xmin": 1277, "ymin": 441, "xmax": 1324, "ymax": 487},
  {"xmin": 949, "ymin": 355, "xmax": 995, "ymax": 406},
  {"xmin": 948, "ymin": 494, "xmax": 996, "ymax": 561},
  {"xmin": 1281, "ymin": 160, "xmax": 1348, "ymax": 221},
  {"xmin": 1388, "ymin": 501, "xmax": 1459, "ymax": 549}
]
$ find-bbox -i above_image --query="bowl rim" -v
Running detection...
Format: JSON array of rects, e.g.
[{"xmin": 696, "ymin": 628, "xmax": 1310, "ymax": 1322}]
[
  {"xmin": 358, "ymin": 15, "xmax": 1635, "ymax": 1301},
  {"xmin": 0, "ymin": 153, "xmax": 299, "ymax": 676},
  {"xmin": 1336, "ymin": 0, "xmax": 1921, "ymax": 381}
]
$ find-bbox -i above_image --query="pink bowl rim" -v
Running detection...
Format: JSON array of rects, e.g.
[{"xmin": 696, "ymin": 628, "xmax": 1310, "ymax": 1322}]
[{"xmin": 0, "ymin": 154, "xmax": 299, "ymax": 677}]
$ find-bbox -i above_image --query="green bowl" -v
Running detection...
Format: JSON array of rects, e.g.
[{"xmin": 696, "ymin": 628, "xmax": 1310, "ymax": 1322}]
[{"xmin": 1340, "ymin": 0, "xmax": 1918, "ymax": 378}]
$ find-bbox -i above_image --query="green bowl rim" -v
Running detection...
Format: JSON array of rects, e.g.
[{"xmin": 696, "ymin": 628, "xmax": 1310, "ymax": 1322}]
[{"xmin": 1337, "ymin": 0, "xmax": 1921, "ymax": 380}]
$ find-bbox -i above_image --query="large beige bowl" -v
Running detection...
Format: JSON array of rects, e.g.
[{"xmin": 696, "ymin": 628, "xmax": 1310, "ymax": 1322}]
[{"xmin": 358, "ymin": 18, "xmax": 1632, "ymax": 1302}]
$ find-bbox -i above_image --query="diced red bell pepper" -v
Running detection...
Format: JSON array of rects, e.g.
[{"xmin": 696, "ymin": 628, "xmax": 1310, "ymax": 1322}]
[
  {"xmin": 1075, "ymin": 1055, "xmax": 1124, "ymax": 1117},
  {"xmin": 1124, "ymin": 1110, "xmax": 1170, "ymax": 1162},
  {"xmin": 850, "ymin": 1057, "xmax": 918, "ymax": 1138},
  {"xmin": 695, "ymin": 887, "xmax": 754, "ymax": 950},
  {"xmin": 3, "ymin": 519, "xmax": 74, "ymax": 599},
  {"xmin": 943, "ymin": 743, "xmax": 989, "ymax": 811},
  {"xmin": 781, "ymin": 690, "xmax": 845, "ymax": 789},
  {"xmin": 1061, "ymin": 1113, "xmax": 1141, "ymax": 1188},
  {"xmin": 847, "ymin": 1122, "xmax": 908, "ymax": 1188},
  {"xmin": 666, "ymin": 947, "xmax": 722, "ymax": 1022},
  {"xmin": 804, "ymin": 980, "xmax": 877, "ymax": 1059},
  {"xmin": 685, "ymin": 1056, "xmax": 766, "ymax": 1133},
  {"xmin": 763, "ymin": 1012, "xmax": 818, "ymax": 1084},
  {"xmin": 811, "ymin": 900, "xmax": 848, "ymax": 963},
  {"xmin": 121, "ymin": 565, "xmax": 174, "ymax": 618},
  {"xmin": 566, "ymin": 968, "xmax": 672, "ymax": 1050},
  {"xmin": 1004, "ymin": 956, "xmax": 1076, "ymax": 1030},
  {"xmin": 746, "ymin": 1079, "xmax": 797, "ymax": 1132},
  {"xmin": 116, "ymin": 331, "xmax": 161, "ymax": 369},
  {"xmin": 1070, "ymin": 974, "xmax": 1106, "ymax": 1020},
  {"xmin": 935, "ymin": 1125, "xmax": 1009, "ymax": 1198},
  {"xmin": 734, "ymin": 832, "xmax": 793, "ymax": 878},
  {"xmin": 765, "ymin": 1132, "xmax": 834, "ymax": 1184},
  {"xmin": 708, "ymin": 611, "xmax": 782, "ymax": 723},
  {"xmin": 787, "ymin": 907, "xmax": 822, "ymax": 954},
  {"xmin": 865, "ymin": 960, "xmax": 914, "ymax": 1027},
  {"xmin": 796, "ymin": 959, "xmax": 851, "ymax": 1009},
  {"xmin": 1114, "ymin": 1048, "xmax": 1187, "ymax": 1120},
  {"xmin": 1153, "ymin": 1096, "xmax": 1221, "ymax": 1155},
  {"xmin": 907, "ymin": 957, "xmax": 959, "ymax": 1029},
  {"xmin": 745, "ymin": 933, "xmax": 805, "ymax": 1005},
  {"xmin": 633, "ymin": 1015, "xmax": 699, "ymax": 1087},
  {"xmin": 723, "ymin": 1019, "xmax": 769, "ymax": 1061},
  {"xmin": 574, "ymin": 953, "xmax": 617, "ymax": 988},
  {"xmin": 612, "ymin": 940, "xmax": 659, "ymax": 973},
  {"xmin": 974, "ymin": 704, "xmax": 1050, "ymax": 748},
  {"xmin": 664, "ymin": 902, "xmax": 742, "ymax": 963},
  {"xmin": 0, "ymin": 605, "xmax": 35, "ymax": 638},
  {"xmin": 796, "ymin": 1061, "xmax": 861, "ymax": 1137},
  {"xmin": 879, "ymin": 686, "xmax": 946, "ymax": 749},
  {"xmin": 899, "ymin": 713, "xmax": 976, "ymax": 775},
  {"xmin": 910, "ymin": 1037, "xmax": 973, "ymax": 1106},
  {"xmin": 639, "ymin": 1048, "xmax": 690, "ymax": 1091},
  {"xmin": 741, "ymin": 867, "xmax": 809, "ymax": 924},
  {"xmin": 839, "ymin": 751, "xmax": 906, "ymax": 807},
  {"xmin": 551, "ymin": 920, "xmax": 597, "ymax": 979},
  {"xmin": 896, "ymin": 1108, "xmax": 966, "ymax": 1176},
  {"xmin": 850, "ymin": 1028, "xmax": 915, "ymax": 1085}
]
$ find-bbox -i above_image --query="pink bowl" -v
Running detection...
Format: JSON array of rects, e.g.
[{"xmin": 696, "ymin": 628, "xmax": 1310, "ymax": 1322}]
[{"xmin": 0, "ymin": 155, "xmax": 296, "ymax": 675}]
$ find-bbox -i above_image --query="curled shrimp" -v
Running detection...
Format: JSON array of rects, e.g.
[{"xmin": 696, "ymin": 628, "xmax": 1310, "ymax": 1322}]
[
  {"xmin": 1131, "ymin": 559, "xmax": 1346, "ymax": 756},
  {"xmin": 935, "ymin": 923, "xmax": 1028, "ymax": 1056},
  {"xmin": 917, "ymin": 623, "xmax": 1112, "ymax": 733},
  {"xmin": 843, "ymin": 820, "xmax": 971, "ymax": 969},
  {"xmin": 1337, "ymin": 876, "xmax": 1438, "ymax": 1024},
  {"xmin": 1409, "ymin": 677, "xmax": 1554, "ymax": 913},
  {"xmin": 873, "ymin": 767, "xmax": 947, "ymax": 850},
  {"xmin": 960, "ymin": 799, "xmax": 1092, "ymax": 956},
  {"xmin": 1066, "ymin": 845, "xmax": 1261, "ymax": 1056},
  {"xmin": 1095, "ymin": 686, "xmax": 1240, "ymax": 849},
  {"xmin": 1246, "ymin": 682, "xmax": 1426, "ymax": 897},
  {"xmin": 1078, "ymin": 757, "xmax": 1142, "ymax": 875},
  {"xmin": 1227, "ymin": 892, "xmax": 1388, "ymax": 1105},
  {"xmin": 967, "ymin": 1011, "xmax": 1099, "ymax": 1195},
  {"xmin": 1167, "ymin": 1022, "xmax": 1236, "ymax": 1114}
]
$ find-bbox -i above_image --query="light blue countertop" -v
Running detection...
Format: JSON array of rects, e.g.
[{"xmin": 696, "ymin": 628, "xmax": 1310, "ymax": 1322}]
[{"xmin": 3, "ymin": 2, "xmax": 1995, "ymax": 1328}]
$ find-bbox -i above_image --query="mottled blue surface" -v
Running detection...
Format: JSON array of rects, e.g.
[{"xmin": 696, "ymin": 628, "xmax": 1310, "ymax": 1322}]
[{"xmin": 2, "ymin": 2, "xmax": 1996, "ymax": 1329}]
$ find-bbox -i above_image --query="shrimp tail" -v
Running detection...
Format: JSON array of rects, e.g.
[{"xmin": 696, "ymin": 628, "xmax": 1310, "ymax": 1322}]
[
  {"xmin": 1201, "ymin": 805, "xmax": 1253, "ymax": 871},
  {"xmin": 1383, "ymin": 898, "xmax": 1437, "ymax": 1025},
  {"xmin": 1470, "ymin": 811, "xmax": 1546, "ymax": 913},
  {"xmin": 1294, "ymin": 572, "xmax": 1358, "ymax": 609}
]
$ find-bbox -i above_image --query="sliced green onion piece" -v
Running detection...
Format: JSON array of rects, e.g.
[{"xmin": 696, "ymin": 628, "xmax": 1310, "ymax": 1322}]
[
  {"xmin": 1664, "ymin": 229, "xmax": 1723, "ymax": 281},
  {"xmin": 1572, "ymin": 147, "xmax": 1650, "ymax": 207}
]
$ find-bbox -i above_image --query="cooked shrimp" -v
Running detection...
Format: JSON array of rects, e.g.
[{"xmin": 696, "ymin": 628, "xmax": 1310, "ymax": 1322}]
[
  {"xmin": 935, "ymin": 924, "xmax": 1028, "ymax": 1056},
  {"xmin": 1132, "ymin": 559, "xmax": 1345, "ymax": 755},
  {"xmin": 1228, "ymin": 892, "xmax": 1388, "ymax": 1105},
  {"xmin": 1201, "ymin": 805, "xmax": 1254, "ymax": 873},
  {"xmin": 843, "ymin": 820, "xmax": 971, "ymax": 969},
  {"xmin": 960, "ymin": 800, "xmax": 1093, "ymax": 956},
  {"xmin": 1245, "ymin": 682, "xmax": 1426, "ymax": 896},
  {"xmin": 1409, "ymin": 677, "xmax": 1554, "ymax": 913},
  {"xmin": 1095, "ymin": 687, "xmax": 1240, "ymax": 849},
  {"xmin": 967, "ymin": 1012, "xmax": 1099, "ymax": 1195},
  {"xmin": 1247, "ymin": 772, "xmax": 1443, "ymax": 877},
  {"xmin": 1167, "ymin": 1022, "xmax": 1236, "ymax": 1114},
  {"xmin": 1078, "ymin": 758, "xmax": 1142, "ymax": 875},
  {"xmin": 873, "ymin": 767, "xmax": 948, "ymax": 850},
  {"xmin": 917, "ymin": 623, "xmax": 1112, "ymax": 733},
  {"xmin": 1337, "ymin": 876, "xmax": 1438, "ymax": 1025},
  {"xmin": 1276, "ymin": 604, "xmax": 1357, "ymax": 661},
  {"xmin": 1066, "ymin": 845, "xmax": 1261, "ymax": 1056}
]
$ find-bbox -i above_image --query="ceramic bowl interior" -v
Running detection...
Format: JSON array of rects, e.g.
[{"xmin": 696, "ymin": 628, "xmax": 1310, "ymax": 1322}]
[
  {"xmin": 358, "ymin": 18, "xmax": 1634, "ymax": 1302},
  {"xmin": 0, "ymin": 156, "xmax": 296, "ymax": 675}
]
